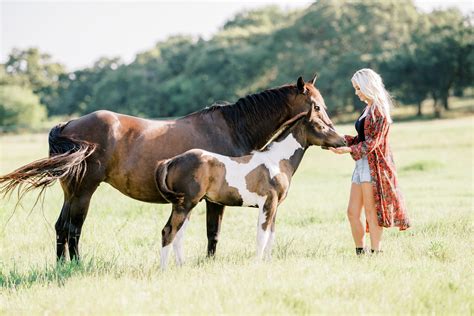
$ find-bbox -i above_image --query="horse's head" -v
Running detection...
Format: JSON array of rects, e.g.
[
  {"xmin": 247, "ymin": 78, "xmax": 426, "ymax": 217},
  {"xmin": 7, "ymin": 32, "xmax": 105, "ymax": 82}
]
[{"xmin": 293, "ymin": 75, "xmax": 346, "ymax": 148}]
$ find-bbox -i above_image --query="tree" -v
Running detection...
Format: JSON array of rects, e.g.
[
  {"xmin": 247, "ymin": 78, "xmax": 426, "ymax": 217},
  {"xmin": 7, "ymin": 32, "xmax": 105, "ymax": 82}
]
[
  {"xmin": 384, "ymin": 9, "xmax": 473, "ymax": 116},
  {"xmin": 0, "ymin": 85, "xmax": 47, "ymax": 129},
  {"xmin": 221, "ymin": 5, "xmax": 289, "ymax": 31},
  {"xmin": 422, "ymin": 9, "xmax": 473, "ymax": 112},
  {"xmin": 50, "ymin": 57, "xmax": 123, "ymax": 115},
  {"xmin": 266, "ymin": 0, "xmax": 420, "ymax": 113},
  {"xmin": 3, "ymin": 48, "xmax": 66, "ymax": 112},
  {"xmin": 24, "ymin": 1, "xmax": 470, "ymax": 119}
]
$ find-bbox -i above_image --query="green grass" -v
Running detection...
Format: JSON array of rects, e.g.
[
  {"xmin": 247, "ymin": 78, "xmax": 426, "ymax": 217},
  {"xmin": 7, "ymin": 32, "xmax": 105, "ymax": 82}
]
[{"xmin": 0, "ymin": 115, "xmax": 473, "ymax": 314}]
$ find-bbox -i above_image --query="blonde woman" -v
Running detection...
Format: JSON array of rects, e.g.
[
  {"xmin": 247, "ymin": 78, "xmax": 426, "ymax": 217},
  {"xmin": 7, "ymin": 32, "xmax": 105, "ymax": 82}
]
[{"xmin": 330, "ymin": 68, "xmax": 410, "ymax": 255}]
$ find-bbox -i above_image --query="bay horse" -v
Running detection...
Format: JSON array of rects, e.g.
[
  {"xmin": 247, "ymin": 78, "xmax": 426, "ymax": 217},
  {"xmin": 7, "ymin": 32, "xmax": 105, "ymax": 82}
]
[
  {"xmin": 155, "ymin": 102, "xmax": 344, "ymax": 269},
  {"xmin": 0, "ymin": 75, "xmax": 346, "ymax": 262}
]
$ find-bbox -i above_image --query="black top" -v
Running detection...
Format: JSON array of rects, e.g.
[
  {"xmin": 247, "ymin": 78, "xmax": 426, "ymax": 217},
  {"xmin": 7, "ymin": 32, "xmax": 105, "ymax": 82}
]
[{"xmin": 355, "ymin": 109, "xmax": 366, "ymax": 142}]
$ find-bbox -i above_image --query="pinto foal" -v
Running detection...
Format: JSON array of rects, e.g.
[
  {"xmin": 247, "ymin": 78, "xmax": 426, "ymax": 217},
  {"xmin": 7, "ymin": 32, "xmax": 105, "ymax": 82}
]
[{"xmin": 155, "ymin": 105, "xmax": 345, "ymax": 268}]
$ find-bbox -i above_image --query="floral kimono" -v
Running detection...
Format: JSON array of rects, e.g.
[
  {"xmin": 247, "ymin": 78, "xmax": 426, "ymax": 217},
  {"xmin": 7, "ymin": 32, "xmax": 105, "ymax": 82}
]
[{"xmin": 345, "ymin": 106, "xmax": 410, "ymax": 231}]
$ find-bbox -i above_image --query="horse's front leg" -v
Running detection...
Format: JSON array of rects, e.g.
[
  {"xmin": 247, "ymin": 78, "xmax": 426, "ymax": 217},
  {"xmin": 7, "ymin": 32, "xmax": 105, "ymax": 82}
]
[{"xmin": 256, "ymin": 195, "xmax": 277, "ymax": 260}]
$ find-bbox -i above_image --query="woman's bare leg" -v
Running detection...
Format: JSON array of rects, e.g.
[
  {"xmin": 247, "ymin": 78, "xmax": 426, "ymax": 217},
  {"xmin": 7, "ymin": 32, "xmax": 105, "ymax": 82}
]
[
  {"xmin": 361, "ymin": 183, "xmax": 383, "ymax": 251},
  {"xmin": 347, "ymin": 183, "xmax": 365, "ymax": 248}
]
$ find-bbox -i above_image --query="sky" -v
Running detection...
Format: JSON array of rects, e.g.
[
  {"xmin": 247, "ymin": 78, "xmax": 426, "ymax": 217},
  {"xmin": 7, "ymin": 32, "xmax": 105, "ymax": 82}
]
[{"xmin": 1, "ymin": 0, "xmax": 473, "ymax": 71}]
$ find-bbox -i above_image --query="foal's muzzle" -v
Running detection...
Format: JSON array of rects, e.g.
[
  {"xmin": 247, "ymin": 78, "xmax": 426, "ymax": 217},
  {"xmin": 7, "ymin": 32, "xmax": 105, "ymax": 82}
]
[{"xmin": 322, "ymin": 130, "xmax": 346, "ymax": 149}]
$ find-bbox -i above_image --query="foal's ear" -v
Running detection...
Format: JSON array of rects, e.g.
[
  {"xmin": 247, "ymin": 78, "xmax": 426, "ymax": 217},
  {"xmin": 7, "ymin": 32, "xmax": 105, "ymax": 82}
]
[
  {"xmin": 310, "ymin": 73, "xmax": 318, "ymax": 86},
  {"xmin": 297, "ymin": 76, "xmax": 306, "ymax": 94}
]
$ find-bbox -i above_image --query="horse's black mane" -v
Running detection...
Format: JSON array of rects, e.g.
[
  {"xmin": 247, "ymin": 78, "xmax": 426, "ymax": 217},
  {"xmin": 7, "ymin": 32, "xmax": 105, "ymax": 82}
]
[{"xmin": 183, "ymin": 85, "xmax": 298, "ymax": 150}]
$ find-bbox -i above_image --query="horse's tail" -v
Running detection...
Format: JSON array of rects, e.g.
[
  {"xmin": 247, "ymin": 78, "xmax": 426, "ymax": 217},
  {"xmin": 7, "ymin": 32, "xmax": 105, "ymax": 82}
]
[
  {"xmin": 0, "ymin": 122, "xmax": 97, "ymax": 202},
  {"xmin": 155, "ymin": 159, "xmax": 185, "ymax": 205}
]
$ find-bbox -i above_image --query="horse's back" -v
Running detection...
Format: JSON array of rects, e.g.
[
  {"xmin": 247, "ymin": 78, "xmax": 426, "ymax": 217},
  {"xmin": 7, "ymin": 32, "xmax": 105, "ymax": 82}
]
[
  {"xmin": 54, "ymin": 110, "xmax": 229, "ymax": 202},
  {"xmin": 61, "ymin": 110, "xmax": 162, "ymax": 141}
]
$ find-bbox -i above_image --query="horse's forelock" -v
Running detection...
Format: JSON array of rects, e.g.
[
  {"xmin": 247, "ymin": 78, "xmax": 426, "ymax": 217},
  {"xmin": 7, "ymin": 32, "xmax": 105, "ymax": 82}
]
[
  {"xmin": 307, "ymin": 85, "xmax": 327, "ymax": 110},
  {"xmin": 306, "ymin": 85, "xmax": 333, "ymax": 127}
]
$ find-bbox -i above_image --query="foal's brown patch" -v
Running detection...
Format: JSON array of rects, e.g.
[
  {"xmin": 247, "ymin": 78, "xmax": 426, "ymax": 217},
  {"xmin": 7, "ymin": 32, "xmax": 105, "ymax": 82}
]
[
  {"xmin": 229, "ymin": 155, "xmax": 253, "ymax": 164},
  {"xmin": 204, "ymin": 157, "xmax": 244, "ymax": 206},
  {"xmin": 245, "ymin": 164, "xmax": 279, "ymax": 230},
  {"xmin": 279, "ymin": 148, "xmax": 304, "ymax": 178},
  {"xmin": 245, "ymin": 164, "xmax": 271, "ymax": 197}
]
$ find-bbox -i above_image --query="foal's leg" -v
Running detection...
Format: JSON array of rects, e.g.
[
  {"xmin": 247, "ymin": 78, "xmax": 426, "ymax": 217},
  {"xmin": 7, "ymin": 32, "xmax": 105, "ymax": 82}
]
[
  {"xmin": 256, "ymin": 196, "xmax": 277, "ymax": 260},
  {"xmin": 173, "ymin": 215, "xmax": 190, "ymax": 266},
  {"xmin": 264, "ymin": 212, "xmax": 277, "ymax": 260},
  {"xmin": 161, "ymin": 203, "xmax": 193, "ymax": 269}
]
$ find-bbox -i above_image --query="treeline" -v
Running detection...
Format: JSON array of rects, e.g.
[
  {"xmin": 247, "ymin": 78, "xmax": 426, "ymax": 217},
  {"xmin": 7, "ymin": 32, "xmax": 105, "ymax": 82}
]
[{"xmin": 1, "ymin": 0, "xmax": 472, "ymax": 129}]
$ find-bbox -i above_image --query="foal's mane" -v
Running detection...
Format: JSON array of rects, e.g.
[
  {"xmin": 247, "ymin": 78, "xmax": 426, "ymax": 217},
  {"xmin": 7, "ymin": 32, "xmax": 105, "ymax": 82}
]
[
  {"xmin": 184, "ymin": 85, "xmax": 298, "ymax": 149},
  {"xmin": 258, "ymin": 112, "xmax": 307, "ymax": 152}
]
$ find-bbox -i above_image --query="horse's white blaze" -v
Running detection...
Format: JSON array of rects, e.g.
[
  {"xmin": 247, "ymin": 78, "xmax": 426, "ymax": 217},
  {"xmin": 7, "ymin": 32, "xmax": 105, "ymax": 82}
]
[
  {"xmin": 160, "ymin": 244, "xmax": 172, "ymax": 270},
  {"xmin": 173, "ymin": 218, "xmax": 189, "ymax": 266},
  {"xmin": 202, "ymin": 134, "xmax": 302, "ymax": 206}
]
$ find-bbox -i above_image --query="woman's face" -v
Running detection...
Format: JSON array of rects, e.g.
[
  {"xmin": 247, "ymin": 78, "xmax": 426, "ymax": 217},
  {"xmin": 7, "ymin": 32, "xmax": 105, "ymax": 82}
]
[{"xmin": 352, "ymin": 80, "xmax": 372, "ymax": 104}]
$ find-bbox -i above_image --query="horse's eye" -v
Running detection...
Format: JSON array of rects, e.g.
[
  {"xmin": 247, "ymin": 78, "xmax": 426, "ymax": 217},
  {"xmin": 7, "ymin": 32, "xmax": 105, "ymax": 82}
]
[{"xmin": 314, "ymin": 104, "xmax": 320, "ymax": 111}]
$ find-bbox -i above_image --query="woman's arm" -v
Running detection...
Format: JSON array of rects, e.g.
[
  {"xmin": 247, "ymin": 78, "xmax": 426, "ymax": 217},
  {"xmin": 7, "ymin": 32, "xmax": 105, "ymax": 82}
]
[
  {"xmin": 349, "ymin": 110, "xmax": 388, "ymax": 161},
  {"xmin": 344, "ymin": 135, "xmax": 359, "ymax": 146}
]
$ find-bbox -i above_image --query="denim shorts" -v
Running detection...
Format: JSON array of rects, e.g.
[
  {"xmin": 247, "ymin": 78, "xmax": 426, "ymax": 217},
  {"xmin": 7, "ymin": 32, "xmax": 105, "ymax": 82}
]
[{"xmin": 351, "ymin": 157, "xmax": 373, "ymax": 184}]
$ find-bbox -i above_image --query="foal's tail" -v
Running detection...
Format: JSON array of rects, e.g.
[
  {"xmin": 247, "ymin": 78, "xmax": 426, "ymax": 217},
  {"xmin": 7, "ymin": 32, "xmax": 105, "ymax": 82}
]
[
  {"xmin": 0, "ymin": 122, "xmax": 97, "ymax": 202},
  {"xmin": 155, "ymin": 159, "xmax": 185, "ymax": 205}
]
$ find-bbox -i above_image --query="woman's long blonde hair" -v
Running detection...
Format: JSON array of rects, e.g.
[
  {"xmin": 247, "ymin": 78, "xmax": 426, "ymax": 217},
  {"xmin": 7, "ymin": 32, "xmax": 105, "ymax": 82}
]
[{"xmin": 351, "ymin": 68, "xmax": 393, "ymax": 123}]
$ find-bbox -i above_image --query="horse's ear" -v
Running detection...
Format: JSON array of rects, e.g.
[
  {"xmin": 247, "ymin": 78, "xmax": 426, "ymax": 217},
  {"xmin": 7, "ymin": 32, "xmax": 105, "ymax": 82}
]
[
  {"xmin": 297, "ymin": 76, "xmax": 305, "ymax": 94},
  {"xmin": 310, "ymin": 73, "xmax": 318, "ymax": 86}
]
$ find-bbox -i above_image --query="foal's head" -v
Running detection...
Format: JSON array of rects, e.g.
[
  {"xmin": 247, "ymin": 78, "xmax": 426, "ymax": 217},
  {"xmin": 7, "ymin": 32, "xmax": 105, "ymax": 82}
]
[
  {"xmin": 299, "ymin": 99, "xmax": 347, "ymax": 148},
  {"xmin": 290, "ymin": 75, "xmax": 345, "ymax": 147}
]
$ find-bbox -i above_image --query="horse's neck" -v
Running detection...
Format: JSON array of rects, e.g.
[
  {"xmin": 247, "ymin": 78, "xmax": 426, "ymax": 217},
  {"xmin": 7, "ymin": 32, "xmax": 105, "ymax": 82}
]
[{"xmin": 248, "ymin": 112, "xmax": 290, "ymax": 150}]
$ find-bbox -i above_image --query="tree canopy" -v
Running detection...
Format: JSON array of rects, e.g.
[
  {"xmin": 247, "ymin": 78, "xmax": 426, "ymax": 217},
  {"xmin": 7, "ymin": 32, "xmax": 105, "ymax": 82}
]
[
  {"xmin": 1, "ymin": 0, "xmax": 472, "ymax": 124},
  {"xmin": 0, "ymin": 85, "xmax": 47, "ymax": 129}
]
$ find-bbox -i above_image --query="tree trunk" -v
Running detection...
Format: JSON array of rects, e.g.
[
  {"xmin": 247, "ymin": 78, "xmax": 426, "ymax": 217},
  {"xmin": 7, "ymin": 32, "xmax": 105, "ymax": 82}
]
[
  {"xmin": 442, "ymin": 93, "xmax": 449, "ymax": 111},
  {"xmin": 433, "ymin": 97, "xmax": 441, "ymax": 119},
  {"xmin": 417, "ymin": 101, "xmax": 422, "ymax": 116},
  {"xmin": 442, "ymin": 82, "xmax": 453, "ymax": 111}
]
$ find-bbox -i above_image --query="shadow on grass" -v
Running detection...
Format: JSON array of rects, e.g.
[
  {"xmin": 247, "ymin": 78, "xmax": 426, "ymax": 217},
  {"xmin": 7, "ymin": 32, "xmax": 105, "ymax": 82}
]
[{"xmin": 0, "ymin": 256, "xmax": 118, "ymax": 289}]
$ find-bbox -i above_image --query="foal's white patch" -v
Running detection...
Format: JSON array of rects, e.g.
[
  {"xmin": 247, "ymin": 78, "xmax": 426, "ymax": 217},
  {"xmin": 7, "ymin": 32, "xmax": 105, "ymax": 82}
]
[
  {"xmin": 256, "ymin": 202, "xmax": 271, "ymax": 260},
  {"xmin": 264, "ymin": 230, "xmax": 276, "ymax": 260},
  {"xmin": 160, "ymin": 244, "xmax": 172, "ymax": 270},
  {"xmin": 252, "ymin": 135, "xmax": 302, "ymax": 178},
  {"xmin": 202, "ymin": 134, "xmax": 302, "ymax": 206}
]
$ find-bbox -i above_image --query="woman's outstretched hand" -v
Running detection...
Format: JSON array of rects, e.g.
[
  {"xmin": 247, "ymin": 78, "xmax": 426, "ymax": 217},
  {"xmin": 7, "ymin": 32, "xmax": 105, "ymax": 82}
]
[{"xmin": 329, "ymin": 146, "xmax": 352, "ymax": 154}]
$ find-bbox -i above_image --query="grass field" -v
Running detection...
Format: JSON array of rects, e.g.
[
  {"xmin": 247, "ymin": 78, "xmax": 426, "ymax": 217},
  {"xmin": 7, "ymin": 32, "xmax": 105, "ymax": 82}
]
[{"xmin": 0, "ymin": 115, "xmax": 473, "ymax": 314}]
